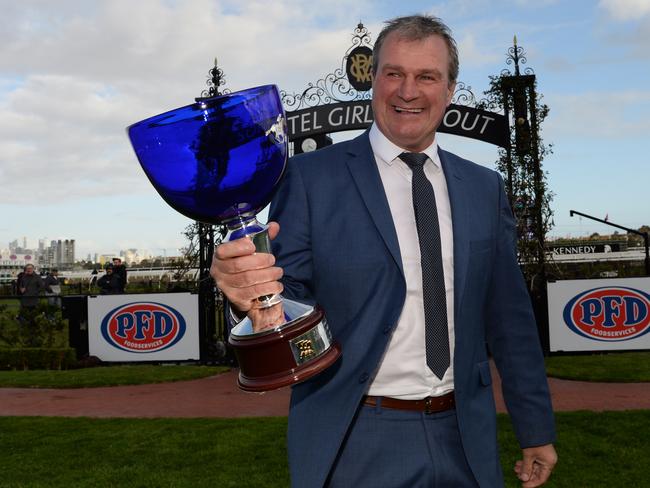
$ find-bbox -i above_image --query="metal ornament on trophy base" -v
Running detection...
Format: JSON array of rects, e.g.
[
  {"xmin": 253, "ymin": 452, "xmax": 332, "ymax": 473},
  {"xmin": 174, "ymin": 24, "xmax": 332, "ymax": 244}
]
[{"xmin": 126, "ymin": 85, "xmax": 340, "ymax": 392}]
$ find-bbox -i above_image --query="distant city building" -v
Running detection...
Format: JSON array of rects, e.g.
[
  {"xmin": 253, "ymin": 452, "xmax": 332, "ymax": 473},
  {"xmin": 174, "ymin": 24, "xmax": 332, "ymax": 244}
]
[
  {"xmin": 98, "ymin": 254, "xmax": 120, "ymax": 265},
  {"xmin": 8, "ymin": 239, "xmax": 29, "ymax": 254},
  {"xmin": 59, "ymin": 239, "xmax": 75, "ymax": 266},
  {"xmin": 11, "ymin": 238, "xmax": 78, "ymax": 269},
  {"xmin": 121, "ymin": 248, "xmax": 145, "ymax": 264}
]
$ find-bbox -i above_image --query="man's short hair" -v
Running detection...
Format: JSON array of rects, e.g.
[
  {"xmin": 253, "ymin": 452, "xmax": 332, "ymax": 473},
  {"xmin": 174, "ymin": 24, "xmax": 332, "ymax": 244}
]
[{"xmin": 372, "ymin": 14, "xmax": 459, "ymax": 85}]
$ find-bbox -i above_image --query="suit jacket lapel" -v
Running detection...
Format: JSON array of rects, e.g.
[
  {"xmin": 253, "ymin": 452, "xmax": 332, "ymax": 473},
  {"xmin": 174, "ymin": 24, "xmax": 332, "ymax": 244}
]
[
  {"xmin": 345, "ymin": 132, "xmax": 404, "ymax": 275},
  {"xmin": 439, "ymin": 148, "xmax": 470, "ymax": 318}
]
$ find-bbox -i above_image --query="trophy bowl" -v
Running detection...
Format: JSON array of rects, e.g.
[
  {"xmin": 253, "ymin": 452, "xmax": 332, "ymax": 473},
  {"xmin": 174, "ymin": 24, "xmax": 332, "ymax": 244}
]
[{"xmin": 127, "ymin": 84, "xmax": 340, "ymax": 391}]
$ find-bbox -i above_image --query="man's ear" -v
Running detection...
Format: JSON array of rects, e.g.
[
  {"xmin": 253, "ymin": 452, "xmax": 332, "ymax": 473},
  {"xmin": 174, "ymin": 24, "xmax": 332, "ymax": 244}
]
[{"xmin": 446, "ymin": 81, "xmax": 456, "ymax": 106}]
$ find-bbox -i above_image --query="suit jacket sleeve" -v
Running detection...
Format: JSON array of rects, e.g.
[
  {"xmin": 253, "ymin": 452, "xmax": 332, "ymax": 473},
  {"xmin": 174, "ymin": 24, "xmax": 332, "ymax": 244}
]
[
  {"xmin": 269, "ymin": 156, "xmax": 317, "ymax": 306},
  {"xmin": 485, "ymin": 173, "xmax": 556, "ymax": 448}
]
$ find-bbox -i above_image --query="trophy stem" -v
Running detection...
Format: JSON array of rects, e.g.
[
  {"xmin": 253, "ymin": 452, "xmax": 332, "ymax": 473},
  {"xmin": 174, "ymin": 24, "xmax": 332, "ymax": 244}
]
[{"xmin": 224, "ymin": 214, "xmax": 282, "ymax": 308}]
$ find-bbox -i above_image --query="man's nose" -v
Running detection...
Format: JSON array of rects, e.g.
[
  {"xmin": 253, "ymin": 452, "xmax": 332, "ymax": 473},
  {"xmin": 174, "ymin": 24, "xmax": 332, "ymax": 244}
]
[{"xmin": 398, "ymin": 76, "xmax": 419, "ymax": 101}]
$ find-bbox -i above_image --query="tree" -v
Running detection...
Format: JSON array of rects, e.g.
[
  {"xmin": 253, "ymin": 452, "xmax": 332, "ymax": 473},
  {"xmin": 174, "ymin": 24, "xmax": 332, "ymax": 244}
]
[
  {"xmin": 628, "ymin": 225, "xmax": 650, "ymax": 247},
  {"xmin": 478, "ymin": 74, "xmax": 554, "ymax": 285},
  {"xmin": 172, "ymin": 222, "xmax": 226, "ymax": 281}
]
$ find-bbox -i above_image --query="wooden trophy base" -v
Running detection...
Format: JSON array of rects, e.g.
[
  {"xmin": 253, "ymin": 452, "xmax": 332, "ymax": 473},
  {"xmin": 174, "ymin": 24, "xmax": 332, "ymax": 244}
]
[{"xmin": 228, "ymin": 304, "xmax": 341, "ymax": 392}]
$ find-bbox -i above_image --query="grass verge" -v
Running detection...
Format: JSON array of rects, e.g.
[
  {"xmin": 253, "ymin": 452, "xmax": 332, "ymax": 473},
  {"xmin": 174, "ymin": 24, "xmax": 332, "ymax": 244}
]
[
  {"xmin": 0, "ymin": 365, "xmax": 229, "ymax": 388},
  {"xmin": 0, "ymin": 411, "xmax": 648, "ymax": 487},
  {"xmin": 545, "ymin": 352, "xmax": 650, "ymax": 382}
]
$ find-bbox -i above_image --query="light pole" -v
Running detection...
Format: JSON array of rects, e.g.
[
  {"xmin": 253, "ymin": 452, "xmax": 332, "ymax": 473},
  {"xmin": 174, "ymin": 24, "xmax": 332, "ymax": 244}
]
[{"xmin": 569, "ymin": 210, "xmax": 650, "ymax": 276}]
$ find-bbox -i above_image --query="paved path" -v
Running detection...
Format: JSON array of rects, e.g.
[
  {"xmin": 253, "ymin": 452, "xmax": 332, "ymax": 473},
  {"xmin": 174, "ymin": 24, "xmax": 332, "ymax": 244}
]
[{"xmin": 1, "ymin": 367, "xmax": 648, "ymax": 418}]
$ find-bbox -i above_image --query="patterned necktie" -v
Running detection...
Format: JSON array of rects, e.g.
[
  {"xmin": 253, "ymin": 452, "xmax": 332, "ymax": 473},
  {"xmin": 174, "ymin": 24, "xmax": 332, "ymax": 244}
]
[{"xmin": 400, "ymin": 152, "xmax": 450, "ymax": 380}]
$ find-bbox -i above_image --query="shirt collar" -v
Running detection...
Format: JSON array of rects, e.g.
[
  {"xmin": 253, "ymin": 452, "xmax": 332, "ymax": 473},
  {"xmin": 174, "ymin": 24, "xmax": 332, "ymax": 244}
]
[{"xmin": 369, "ymin": 123, "xmax": 441, "ymax": 168}]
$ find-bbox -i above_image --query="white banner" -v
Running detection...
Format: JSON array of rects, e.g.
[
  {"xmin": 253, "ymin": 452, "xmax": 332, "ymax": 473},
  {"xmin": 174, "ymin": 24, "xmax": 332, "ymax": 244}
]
[
  {"xmin": 88, "ymin": 293, "xmax": 200, "ymax": 361},
  {"xmin": 548, "ymin": 278, "xmax": 650, "ymax": 352}
]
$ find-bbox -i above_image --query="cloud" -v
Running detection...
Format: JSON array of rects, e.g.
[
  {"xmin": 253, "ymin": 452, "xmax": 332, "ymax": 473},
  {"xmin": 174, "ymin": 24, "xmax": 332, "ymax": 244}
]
[
  {"xmin": 0, "ymin": 74, "xmax": 150, "ymax": 203},
  {"xmin": 599, "ymin": 0, "xmax": 650, "ymax": 21},
  {"xmin": 597, "ymin": 0, "xmax": 650, "ymax": 58},
  {"xmin": 456, "ymin": 32, "xmax": 501, "ymax": 68},
  {"xmin": 544, "ymin": 90, "xmax": 650, "ymax": 140},
  {"xmin": 0, "ymin": 0, "xmax": 377, "ymax": 205}
]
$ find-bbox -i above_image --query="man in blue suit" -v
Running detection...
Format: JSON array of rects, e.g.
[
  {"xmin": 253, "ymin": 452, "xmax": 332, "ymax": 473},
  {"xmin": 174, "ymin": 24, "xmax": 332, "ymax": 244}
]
[{"xmin": 212, "ymin": 14, "xmax": 557, "ymax": 488}]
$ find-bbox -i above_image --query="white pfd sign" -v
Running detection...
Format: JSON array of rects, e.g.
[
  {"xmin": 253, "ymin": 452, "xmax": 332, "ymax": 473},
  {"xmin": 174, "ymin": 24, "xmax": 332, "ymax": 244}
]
[
  {"xmin": 548, "ymin": 278, "xmax": 650, "ymax": 352},
  {"xmin": 88, "ymin": 293, "xmax": 200, "ymax": 361}
]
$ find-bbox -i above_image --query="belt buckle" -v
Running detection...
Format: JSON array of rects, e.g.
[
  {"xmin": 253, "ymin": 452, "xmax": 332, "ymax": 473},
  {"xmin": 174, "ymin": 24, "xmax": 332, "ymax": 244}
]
[{"xmin": 424, "ymin": 397, "xmax": 433, "ymax": 415}]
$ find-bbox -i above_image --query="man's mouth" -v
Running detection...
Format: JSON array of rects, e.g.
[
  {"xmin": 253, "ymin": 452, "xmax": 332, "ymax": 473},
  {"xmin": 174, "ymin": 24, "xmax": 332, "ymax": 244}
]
[{"xmin": 394, "ymin": 106, "xmax": 423, "ymax": 114}]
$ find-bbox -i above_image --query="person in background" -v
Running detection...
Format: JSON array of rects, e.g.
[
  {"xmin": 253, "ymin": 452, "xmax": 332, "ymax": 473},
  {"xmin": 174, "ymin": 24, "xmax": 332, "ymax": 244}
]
[
  {"xmin": 17, "ymin": 264, "xmax": 44, "ymax": 308},
  {"xmin": 44, "ymin": 268, "xmax": 62, "ymax": 307},
  {"xmin": 16, "ymin": 264, "xmax": 45, "ymax": 345},
  {"xmin": 98, "ymin": 264, "xmax": 122, "ymax": 295},
  {"xmin": 112, "ymin": 258, "xmax": 127, "ymax": 293}
]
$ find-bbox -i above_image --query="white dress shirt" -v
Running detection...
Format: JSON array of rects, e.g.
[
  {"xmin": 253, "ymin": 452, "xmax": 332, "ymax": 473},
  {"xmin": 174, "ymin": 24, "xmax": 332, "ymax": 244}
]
[{"xmin": 367, "ymin": 123, "xmax": 455, "ymax": 399}]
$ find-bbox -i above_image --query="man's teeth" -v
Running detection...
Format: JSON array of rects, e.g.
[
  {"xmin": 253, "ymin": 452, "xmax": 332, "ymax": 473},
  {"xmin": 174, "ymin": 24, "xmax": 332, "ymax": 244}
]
[{"xmin": 394, "ymin": 106, "xmax": 422, "ymax": 113}]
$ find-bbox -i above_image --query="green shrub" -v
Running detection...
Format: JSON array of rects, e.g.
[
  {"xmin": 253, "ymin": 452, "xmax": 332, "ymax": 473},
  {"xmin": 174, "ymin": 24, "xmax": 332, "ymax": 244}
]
[
  {"xmin": 0, "ymin": 347, "xmax": 76, "ymax": 370},
  {"xmin": 0, "ymin": 302, "xmax": 68, "ymax": 348}
]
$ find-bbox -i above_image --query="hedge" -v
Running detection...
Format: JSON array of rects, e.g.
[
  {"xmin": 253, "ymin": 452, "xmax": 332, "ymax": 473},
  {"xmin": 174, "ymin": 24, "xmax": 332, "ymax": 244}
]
[{"xmin": 0, "ymin": 348, "xmax": 76, "ymax": 370}]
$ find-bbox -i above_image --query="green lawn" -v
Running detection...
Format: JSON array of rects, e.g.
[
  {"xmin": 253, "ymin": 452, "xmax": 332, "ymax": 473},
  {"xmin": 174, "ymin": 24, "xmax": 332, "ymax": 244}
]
[
  {"xmin": 0, "ymin": 411, "xmax": 648, "ymax": 487},
  {"xmin": 545, "ymin": 352, "xmax": 650, "ymax": 382},
  {"xmin": 0, "ymin": 365, "xmax": 228, "ymax": 388},
  {"xmin": 0, "ymin": 417, "xmax": 288, "ymax": 488}
]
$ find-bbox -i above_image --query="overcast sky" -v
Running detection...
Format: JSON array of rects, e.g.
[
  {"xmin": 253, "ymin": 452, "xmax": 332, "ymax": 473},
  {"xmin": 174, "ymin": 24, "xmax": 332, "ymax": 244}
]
[{"xmin": 1, "ymin": 0, "xmax": 649, "ymax": 258}]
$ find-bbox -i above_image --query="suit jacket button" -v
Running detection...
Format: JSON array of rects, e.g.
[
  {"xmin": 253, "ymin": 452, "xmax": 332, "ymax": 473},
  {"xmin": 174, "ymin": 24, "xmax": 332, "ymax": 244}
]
[{"xmin": 359, "ymin": 373, "xmax": 369, "ymax": 383}]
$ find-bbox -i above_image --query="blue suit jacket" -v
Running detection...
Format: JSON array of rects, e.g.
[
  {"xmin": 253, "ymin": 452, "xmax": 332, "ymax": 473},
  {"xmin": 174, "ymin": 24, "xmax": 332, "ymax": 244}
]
[{"xmin": 268, "ymin": 131, "xmax": 555, "ymax": 487}]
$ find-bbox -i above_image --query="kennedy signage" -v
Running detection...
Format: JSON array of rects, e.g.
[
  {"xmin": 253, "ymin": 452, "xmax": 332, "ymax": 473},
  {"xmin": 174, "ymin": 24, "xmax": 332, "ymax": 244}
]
[
  {"xmin": 548, "ymin": 278, "xmax": 650, "ymax": 352},
  {"xmin": 287, "ymin": 100, "xmax": 509, "ymax": 147},
  {"xmin": 548, "ymin": 244, "xmax": 622, "ymax": 255}
]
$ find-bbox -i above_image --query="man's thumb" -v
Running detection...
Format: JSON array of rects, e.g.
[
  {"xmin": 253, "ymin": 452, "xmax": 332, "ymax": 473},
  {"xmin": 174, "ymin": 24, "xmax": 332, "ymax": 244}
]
[{"xmin": 518, "ymin": 456, "xmax": 534, "ymax": 482}]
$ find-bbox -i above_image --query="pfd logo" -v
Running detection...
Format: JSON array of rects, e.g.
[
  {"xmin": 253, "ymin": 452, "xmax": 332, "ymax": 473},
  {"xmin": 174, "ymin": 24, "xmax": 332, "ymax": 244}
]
[
  {"xmin": 563, "ymin": 287, "xmax": 650, "ymax": 341},
  {"xmin": 101, "ymin": 302, "xmax": 186, "ymax": 353}
]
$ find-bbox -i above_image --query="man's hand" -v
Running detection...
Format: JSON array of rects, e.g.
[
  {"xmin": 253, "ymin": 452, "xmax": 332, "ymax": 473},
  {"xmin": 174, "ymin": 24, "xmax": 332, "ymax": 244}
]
[
  {"xmin": 210, "ymin": 222, "xmax": 283, "ymax": 314},
  {"xmin": 514, "ymin": 444, "xmax": 557, "ymax": 487},
  {"xmin": 249, "ymin": 302, "xmax": 286, "ymax": 332}
]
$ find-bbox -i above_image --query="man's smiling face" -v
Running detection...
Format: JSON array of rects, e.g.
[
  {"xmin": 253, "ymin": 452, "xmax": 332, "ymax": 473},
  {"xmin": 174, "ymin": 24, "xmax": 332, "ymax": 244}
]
[{"xmin": 371, "ymin": 31, "xmax": 455, "ymax": 152}]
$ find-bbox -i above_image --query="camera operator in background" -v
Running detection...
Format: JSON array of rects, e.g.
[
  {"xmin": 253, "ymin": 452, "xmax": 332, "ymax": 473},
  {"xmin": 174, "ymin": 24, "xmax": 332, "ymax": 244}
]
[{"xmin": 98, "ymin": 264, "xmax": 122, "ymax": 295}]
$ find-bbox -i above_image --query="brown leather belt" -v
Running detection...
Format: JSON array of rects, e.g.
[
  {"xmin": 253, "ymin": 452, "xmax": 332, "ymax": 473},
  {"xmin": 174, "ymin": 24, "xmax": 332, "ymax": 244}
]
[{"xmin": 363, "ymin": 391, "xmax": 455, "ymax": 414}]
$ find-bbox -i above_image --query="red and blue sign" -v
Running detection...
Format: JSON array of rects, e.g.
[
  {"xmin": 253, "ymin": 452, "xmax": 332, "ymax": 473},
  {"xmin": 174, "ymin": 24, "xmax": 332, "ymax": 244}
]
[
  {"xmin": 101, "ymin": 301, "xmax": 186, "ymax": 353},
  {"xmin": 563, "ymin": 286, "xmax": 650, "ymax": 342}
]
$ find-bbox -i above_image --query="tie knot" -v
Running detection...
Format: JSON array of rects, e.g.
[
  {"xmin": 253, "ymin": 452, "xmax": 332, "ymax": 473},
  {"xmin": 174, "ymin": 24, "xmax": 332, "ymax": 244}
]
[{"xmin": 400, "ymin": 152, "xmax": 429, "ymax": 168}]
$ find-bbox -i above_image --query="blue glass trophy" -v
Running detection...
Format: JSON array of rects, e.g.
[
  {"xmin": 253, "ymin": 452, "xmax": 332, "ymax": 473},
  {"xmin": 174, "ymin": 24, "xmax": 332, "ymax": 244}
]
[{"xmin": 127, "ymin": 85, "xmax": 340, "ymax": 391}]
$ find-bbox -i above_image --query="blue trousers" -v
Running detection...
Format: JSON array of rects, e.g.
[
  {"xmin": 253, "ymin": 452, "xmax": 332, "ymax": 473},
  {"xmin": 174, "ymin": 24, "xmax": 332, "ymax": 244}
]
[{"xmin": 326, "ymin": 401, "xmax": 481, "ymax": 487}]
